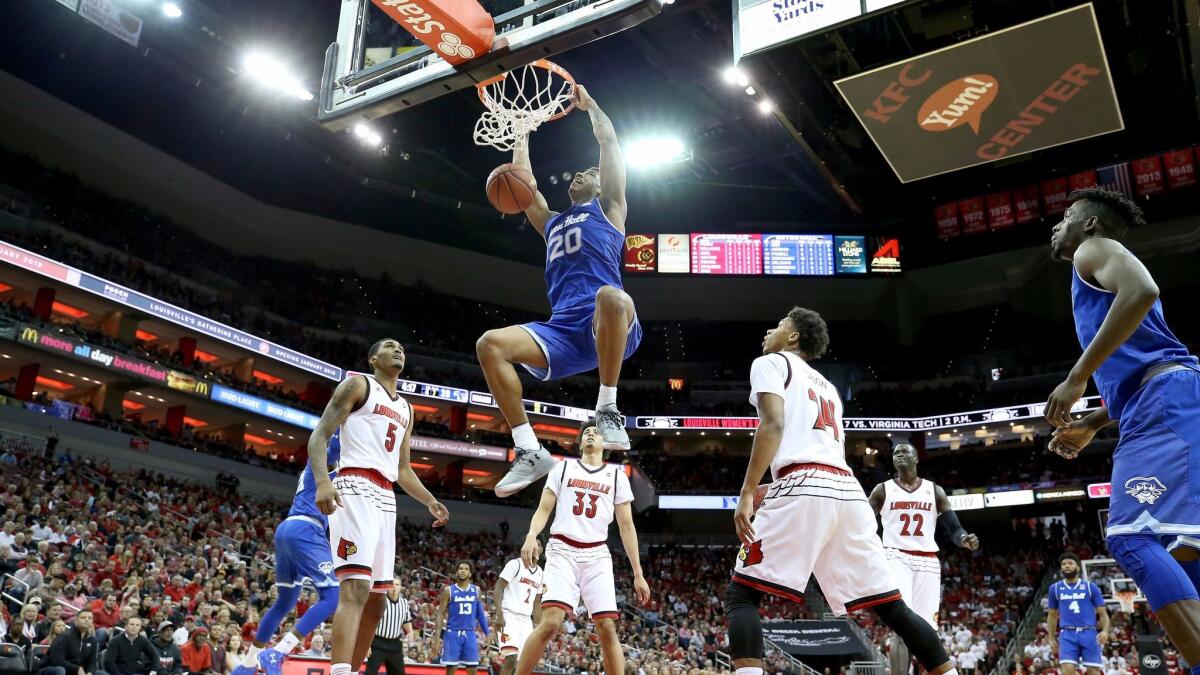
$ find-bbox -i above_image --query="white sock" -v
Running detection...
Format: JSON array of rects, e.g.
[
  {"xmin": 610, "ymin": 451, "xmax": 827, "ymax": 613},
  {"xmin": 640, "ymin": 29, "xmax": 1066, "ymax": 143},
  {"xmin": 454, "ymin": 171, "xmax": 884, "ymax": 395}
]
[
  {"xmin": 331, "ymin": 664, "xmax": 352, "ymax": 675},
  {"xmin": 512, "ymin": 423, "xmax": 538, "ymax": 450},
  {"xmin": 735, "ymin": 668, "xmax": 763, "ymax": 675},
  {"xmin": 273, "ymin": 632, "xmax": 301, "ymax": 655},
  {"xmin": 597, "ymin": 385, "xmax": 617, "ymax": 409}
]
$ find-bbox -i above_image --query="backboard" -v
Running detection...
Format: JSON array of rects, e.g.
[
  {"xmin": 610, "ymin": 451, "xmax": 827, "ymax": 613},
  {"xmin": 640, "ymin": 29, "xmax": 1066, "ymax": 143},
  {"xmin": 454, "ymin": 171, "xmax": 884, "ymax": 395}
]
[
  {"xmin": 318, "ymin": 0, "xmax": 664, "ymax": 131},
  {"xmin": 1082, "ymin": 557, "xmax": 1146, "ymax": 606}
]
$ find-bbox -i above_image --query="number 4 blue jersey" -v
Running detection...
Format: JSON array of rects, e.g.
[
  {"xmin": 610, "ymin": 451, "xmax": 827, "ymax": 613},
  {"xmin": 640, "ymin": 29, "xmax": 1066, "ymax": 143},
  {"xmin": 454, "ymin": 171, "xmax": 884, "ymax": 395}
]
[
  {"xmin": 287, "ymin": 429, "xmax": 341, "ymax": 527},
  {"xmin": 543, "ymin": 198, "xmax": 624, "ymax": 314},
  {"xmin": 1048, "ymin": 579, "xmax": 1104, "ymax": 628}
]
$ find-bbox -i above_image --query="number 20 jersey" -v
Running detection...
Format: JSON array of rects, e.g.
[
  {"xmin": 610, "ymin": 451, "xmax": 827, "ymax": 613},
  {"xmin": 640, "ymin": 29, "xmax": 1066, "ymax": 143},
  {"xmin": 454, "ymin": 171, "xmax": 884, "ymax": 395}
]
[
  {"xmin": 880, "ymin": 479, "xmax": 939, "ymax": 552},
  {"xmin": 547, "ymin": 459, "xmax": 634, "ymax": 544},
  {"xmin": 542, "ymin": 198, "xmax": 624, "ymax": 314}
]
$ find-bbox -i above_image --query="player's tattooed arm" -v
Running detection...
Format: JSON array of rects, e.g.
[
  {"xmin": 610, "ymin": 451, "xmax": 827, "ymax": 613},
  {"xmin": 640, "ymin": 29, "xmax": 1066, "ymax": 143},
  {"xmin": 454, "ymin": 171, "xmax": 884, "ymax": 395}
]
[
  {"xmin": 1047, "ymin": 238, "xmax": 1159, "ymax": 427},
  {"xmin": 309, "ymin": 375, "xmax": 367, "ymax": 515},
  {"xmin": 512, "ymin": 135, "xmax": 555, "ymax": 235},
  {"xmin": 395, "ymin": 402, "xmax": 449, "ymax": 527},
  {"xmin": 572, "ymin": 84, "xmax": 626, "ymax": 228},
  {"xmin": 867, "ymin": 483, "xmax": 886, "ymax": 515},
  {"xmin": 616, "ymin": 502, "xmax": 650, "ymax": 606},
  {"xmin": 934, "ymin": 485, "xmax": 978, "ymax": 550}
]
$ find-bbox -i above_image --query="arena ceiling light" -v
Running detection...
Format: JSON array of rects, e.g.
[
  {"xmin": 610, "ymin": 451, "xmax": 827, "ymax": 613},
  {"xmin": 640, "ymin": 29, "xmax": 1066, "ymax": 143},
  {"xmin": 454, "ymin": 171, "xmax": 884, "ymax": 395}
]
[
  {"xmin": 242, "ymin": 52, "xmax": 314, "ymax": 102},
  {"xmin": 625, "ymin": 136, "xmax": 688, "ymax": 170},
  {"xmin": 161, "ymin": 2, "xmax": 182, "ymax": 18},
  {"xmin": 353, "ymin": 123, "xmax": 383, "ymax": 147},
  {"xmin": 722, "ymin": 66, "xmax": 750, "ymax": 87},
  {"xmin": 758, "ymin": 99, "xmax": 775, "ymax": 114}
]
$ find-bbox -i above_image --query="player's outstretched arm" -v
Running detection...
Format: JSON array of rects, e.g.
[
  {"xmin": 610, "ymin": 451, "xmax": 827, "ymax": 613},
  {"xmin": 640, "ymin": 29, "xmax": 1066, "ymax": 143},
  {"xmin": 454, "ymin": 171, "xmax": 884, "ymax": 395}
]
[
  {"xmin": 512, "ymin": 135, "xmax": 554, "ymax": 236},
  {"xmin": 572, "ymin": 85, "xmax": 626, "ymax": 229},
  {"xmin": 308, "ymin": 376, "xmax": 367, "ymax": 515},
  {"xmin": 395, "ymin": 406, "xmax": 449, "ymax": 527},
  {"xmin": 615, "ymin": 502, "xmax": 649, "ymax": 606},
  {"xmin": 521, "ymin": 489, "xmax": 557, "ymax": 568},
  {"xmin": 934, "ymin": 485, "xmax": 978, "ymax": 550},
  {"xmin": 1046, "ymin": 238, "xmax": 1159, "ymax": 426}
]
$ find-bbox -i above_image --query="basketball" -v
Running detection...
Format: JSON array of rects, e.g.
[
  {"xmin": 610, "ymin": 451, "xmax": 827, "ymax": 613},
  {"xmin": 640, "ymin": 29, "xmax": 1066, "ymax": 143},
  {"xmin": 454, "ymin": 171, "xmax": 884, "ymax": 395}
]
[{"xmin": 486, "ymin": 163, "xmax": 536, "ymax": 214}]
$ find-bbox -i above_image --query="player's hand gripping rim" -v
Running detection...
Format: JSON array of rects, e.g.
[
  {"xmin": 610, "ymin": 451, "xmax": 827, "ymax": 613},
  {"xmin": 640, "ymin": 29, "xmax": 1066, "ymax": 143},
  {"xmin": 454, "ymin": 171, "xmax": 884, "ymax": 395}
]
[{"xmin": 316, "ymin": 480, "xmax": 342, "ymax": 515}]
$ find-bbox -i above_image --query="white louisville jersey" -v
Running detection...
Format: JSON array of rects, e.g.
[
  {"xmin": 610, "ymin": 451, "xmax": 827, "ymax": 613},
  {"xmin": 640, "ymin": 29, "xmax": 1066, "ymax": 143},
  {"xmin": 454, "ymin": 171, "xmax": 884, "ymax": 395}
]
[
  {"xmin": 338, "ymin": 375, "xmax": 411, "ymax": 483},
  {"xmin": 547, "ymin": 459, "xmax": 633, "ymax": 544},
  {"xmin": 880, "ymin": 478, "xmax": 940, "ymax": 552},
  {"xmin": 498, "ymin": 558, "xmax": 545, "ymax": 617},
  {"xmin": 748, "ymin": 351, "xmax": 849, "ymax": 478}
]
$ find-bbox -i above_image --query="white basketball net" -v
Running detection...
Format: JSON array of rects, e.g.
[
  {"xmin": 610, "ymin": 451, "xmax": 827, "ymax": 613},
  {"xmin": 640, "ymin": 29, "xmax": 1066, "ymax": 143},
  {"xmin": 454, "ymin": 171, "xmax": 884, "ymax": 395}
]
[
  {"xmin": 1115, "ymin": 590, "xmax": 1137, "ymax": 613},
  {"xmin": 474, "ymin": 61, "xmax": 574, "ymax": 152}
]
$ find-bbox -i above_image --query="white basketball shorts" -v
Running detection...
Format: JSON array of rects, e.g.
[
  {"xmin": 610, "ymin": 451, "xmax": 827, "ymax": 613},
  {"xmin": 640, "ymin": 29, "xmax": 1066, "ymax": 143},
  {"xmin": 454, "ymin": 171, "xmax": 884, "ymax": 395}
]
[
  {"xmin": 885, "ymin": 547, "xmax": 942, "ymax": 627},
  {"xmin": 732, "ymin": 462, "xmax": 900, "ymax": 614},
  {"xmin": 498, "ymin": 612, "xmax": 533, "ymax": 657},
  {"xmin": 327, "ymin": 467, "xmax": 396, "ymax": 592},
  {"xmin": 541, "ymin": 535, "xmax": 620, "ymax": 621}
]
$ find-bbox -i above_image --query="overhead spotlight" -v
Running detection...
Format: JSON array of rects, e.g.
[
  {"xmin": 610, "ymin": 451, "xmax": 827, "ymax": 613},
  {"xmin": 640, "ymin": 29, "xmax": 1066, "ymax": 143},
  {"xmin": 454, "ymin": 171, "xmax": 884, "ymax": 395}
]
[
  {"xmin": 625, "ymin": 136, "xmax": 688, "ymax": 170},
  {"xmin": 722, "ymin": 66, "xmax": 749, "ymax": 87},
  {"xmin": 162, "ymin": 2, "xmax": 182, "ymax": 18},
  {"xmin": 758, "ymin": 99, "xmax": 775, "ymax": 114},
  {"xmin": 561, "ymin": 171, "xmax": 572, "ymax": 181},
  {"xmin": 242, "ymin": 51, "xmax": 313, "ymax": 101},
  {"xmin": 745, "ymin": 86, "xmax": 756, "ymax": 96},
  {"xmin": 354, "ymin": 123, "xmax": 370, "ymax": 138},
  {"xmin": 548, "ymin": 175, "xmax": 559, "ymax": 185}
]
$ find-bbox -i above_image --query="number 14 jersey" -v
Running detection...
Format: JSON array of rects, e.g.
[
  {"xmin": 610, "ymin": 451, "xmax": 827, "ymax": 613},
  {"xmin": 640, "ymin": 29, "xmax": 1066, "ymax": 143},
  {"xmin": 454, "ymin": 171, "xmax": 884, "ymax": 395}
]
[{"xmin": 547, "ymin": 459, "xmax": 633, "ymax": 544}]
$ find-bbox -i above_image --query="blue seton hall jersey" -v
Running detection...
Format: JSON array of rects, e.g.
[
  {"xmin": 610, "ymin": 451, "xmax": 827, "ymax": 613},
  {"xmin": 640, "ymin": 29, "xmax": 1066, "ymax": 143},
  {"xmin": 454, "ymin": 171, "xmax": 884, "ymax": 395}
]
[
  {"xmin": 543, "ymin": 198, "xmax": 624, "ymax": 314},
  {"xmin": 1048, "ymin": 578, "xmax": 1104, "ymax": 629},
  {"xmin": 288, "ymin": 429, "xmax": 341, "ymax": 526},
  {"xmin": 447, "ymin": 583, "xmax": 486, "ymax": 631},
  {"xmin": 1071, "ymin": 268, "xmax": 1197, "ymax": 420}
]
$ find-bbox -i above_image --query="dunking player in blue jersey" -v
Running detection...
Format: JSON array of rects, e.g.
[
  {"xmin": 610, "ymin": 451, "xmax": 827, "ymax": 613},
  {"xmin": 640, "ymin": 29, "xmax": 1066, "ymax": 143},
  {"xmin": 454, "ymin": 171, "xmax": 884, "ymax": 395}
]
[
  {"xmin": 231, "ymin": 431, "xmax": 344, "ymax": 675},
  {"xmin": 1045, "ymin": 187, "xmax": 1200, "ymax": 668},
  {"xmin": 478, "ymin": 84, "xmax": 640, "ymax": 497},
  {"xmin": 432, "ymin": 562, "xmax": 490, "ymax": 675},
  {"xmin": 1046, "ymin": 553, "xmax": 1110, "ymax": 675}
]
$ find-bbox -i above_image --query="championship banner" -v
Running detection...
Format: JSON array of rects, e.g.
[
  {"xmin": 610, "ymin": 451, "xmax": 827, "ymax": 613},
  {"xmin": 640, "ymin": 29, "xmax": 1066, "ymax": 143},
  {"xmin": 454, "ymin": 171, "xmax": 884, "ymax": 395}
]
[
  {"xmin": 761, "ymin": 621, "xmax": 871, "ymax": 656},
  {"xmin": 623, "ymin": 234, "xmax": 657, "ymax": 272},
  {"xmin": 986, "ymin": 191, "xmax": 1015, "ymax": 230},
  {"xmin": 1041, "ymin": 177, "xmax": 1070, "ymax": 215},
  {"xmin": 1164, "ymin": 148, "xmax": 1197, "ymax": 189},
  {"xmin": 833, "ymin": 5, "xmax": 1122, "ymax": 182},
  {"xmin": 934, "ymin": 203, "xmax": 961, "ymax": 239},
  {"xmin": 958, "ymin": 197, "xmax": 987, "ymax": 234},
  {"xmin": 1132, "ymin": 156, "xmax": 1166, "ymax": 196},
  {"xmin": 1013, "ymin": 185, "xmax": 1042, "ymax": 224},
  {"xmin": 1069, "ymin": 169, "xmax": 1098, "ymax": 192}
]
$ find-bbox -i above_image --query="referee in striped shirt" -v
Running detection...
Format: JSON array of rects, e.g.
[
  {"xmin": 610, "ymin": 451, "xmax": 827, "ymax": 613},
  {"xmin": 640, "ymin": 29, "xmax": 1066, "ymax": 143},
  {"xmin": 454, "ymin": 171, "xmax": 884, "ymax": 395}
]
[{"xmin": 366, "ymin": 578, "xmax": 413, "ymax": 675}]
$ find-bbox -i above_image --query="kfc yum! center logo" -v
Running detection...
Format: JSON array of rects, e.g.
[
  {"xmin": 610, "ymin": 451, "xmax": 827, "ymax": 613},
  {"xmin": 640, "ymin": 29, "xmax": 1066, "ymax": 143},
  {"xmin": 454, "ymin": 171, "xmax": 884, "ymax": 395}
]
[{"xmin": 917, "ymin": 74, "xmax": 999, "ymax": 134}]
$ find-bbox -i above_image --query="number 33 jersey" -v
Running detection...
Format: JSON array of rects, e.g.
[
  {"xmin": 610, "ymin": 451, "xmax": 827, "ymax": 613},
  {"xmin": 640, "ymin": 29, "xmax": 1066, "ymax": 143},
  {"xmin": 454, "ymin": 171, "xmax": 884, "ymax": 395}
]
[
  {"xmin": 547, "ymin": 459, "xmax": 633, "ymax": 543},
  {"xmin": 881, "ymin": 479, "xmax": 939, "ymax": 553}
]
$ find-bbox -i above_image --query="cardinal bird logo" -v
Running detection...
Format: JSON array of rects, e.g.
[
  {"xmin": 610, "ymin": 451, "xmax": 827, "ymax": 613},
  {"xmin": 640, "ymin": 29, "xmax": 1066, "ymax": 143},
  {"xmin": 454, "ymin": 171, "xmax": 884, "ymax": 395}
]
[
  {"xmin": 337, "ymin": 538, "xmax": 358, "ymax": 559},
  {"xmin": 738, "ymin": 540, "xmax": 764, "ymax": 566}
]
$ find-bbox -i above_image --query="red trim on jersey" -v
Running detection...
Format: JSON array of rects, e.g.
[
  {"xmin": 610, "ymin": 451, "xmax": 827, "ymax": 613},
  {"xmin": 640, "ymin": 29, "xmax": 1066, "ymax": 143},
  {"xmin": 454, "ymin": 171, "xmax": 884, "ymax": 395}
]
[
  {"xmin": 591, "ymin": 611, "xmax": 620, "ymax": 620},
  {"xmin": 730, "ymin": 572, "xmax": 805, "ymax": 604},
  {"xmin": 500, "ymin": 647, "xmax": 519, "ymax": 655},
  {"xmin": 778, "ymin": 462, "xmax": 852, "ymax": 478},
  {"xmin": 899, "ymin": 549, "xmax": 939, "ymax": 558},
  {"xmin": 340, "ymin": 467, "xmax": 392, "ymax": 488},
  {"xmin": 551, "ymin": 534, "xmax": 606, "ymax": 548},
  {"xmin": 372, "ymin": 580, "xmax": 395, "ymax": 590},
  {"xmin": 335, "ymin": 564, "xmax": 372, "ymax": 578},
  {"xmin": 541, "ymin": 601, "xmax": 573, "ymax": 612},
  {"xmin": 845, "ymin": 591, "xmax": 903, "ymax": 612},
  {"xmin": 772, "ymin": 352, "xmax": 792, "ymax": 389}
]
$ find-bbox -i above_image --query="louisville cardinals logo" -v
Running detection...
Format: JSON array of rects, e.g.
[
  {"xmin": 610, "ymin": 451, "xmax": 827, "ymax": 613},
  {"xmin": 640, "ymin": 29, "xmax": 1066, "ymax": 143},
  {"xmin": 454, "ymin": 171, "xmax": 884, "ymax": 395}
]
[
  {"xmin": 337, "ymin": 537, "xmax": 358, "ymax": 559},
  {"xmin": 738, "ymin": 540, "xmax": 764, "ymax": 566}
]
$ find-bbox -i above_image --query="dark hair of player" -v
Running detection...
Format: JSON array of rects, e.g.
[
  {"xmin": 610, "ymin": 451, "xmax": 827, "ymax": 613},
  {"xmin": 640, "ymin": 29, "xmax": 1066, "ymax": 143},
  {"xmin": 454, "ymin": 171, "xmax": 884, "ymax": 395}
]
[
  {"xmin": 787, "ymin": 306, "xmax": 830, "ymax": 359},
  {"xmin": 1058, "ymin": 552, "xmax": 1082, "ymax": 566},
  {"xmin": 369, "ymin": 338, "xmax": 397, "ymax": 359},
  {"xmin": 454, "ymin": 560, "xmax": 473, "ymax": 577},
  {"xmin": 1067, "ymin": 187, "xmax": 1146, "ymax": 239}
]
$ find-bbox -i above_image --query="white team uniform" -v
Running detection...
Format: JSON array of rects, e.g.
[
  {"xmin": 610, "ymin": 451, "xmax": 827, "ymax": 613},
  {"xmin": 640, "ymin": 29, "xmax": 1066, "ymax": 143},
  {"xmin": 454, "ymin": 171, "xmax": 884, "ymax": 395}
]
[
  {"xmin": 329, "ymin": 375, "xmax": 411, "ymax": 590},
  {"xmin": 497, "ymin": 558, "xmax": 545, "ymax": 656},
  {"xmin": 879, "ymin": 478, "xmax": 942, "ymax": 627},
  {"xmin": 541, "ymin": 459, "xmax": 633, "ymax": 620},
  {"xmin": 732, "ymin": 351, "xmax": 899, "ymax": 614}
]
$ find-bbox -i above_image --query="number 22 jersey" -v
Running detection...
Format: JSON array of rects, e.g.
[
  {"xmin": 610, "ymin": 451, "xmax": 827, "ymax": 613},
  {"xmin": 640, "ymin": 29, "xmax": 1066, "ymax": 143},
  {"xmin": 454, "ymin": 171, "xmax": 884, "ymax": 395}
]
[{"xmin": 547, "ymin": 459, "xmax": 633, "ymax": 544}]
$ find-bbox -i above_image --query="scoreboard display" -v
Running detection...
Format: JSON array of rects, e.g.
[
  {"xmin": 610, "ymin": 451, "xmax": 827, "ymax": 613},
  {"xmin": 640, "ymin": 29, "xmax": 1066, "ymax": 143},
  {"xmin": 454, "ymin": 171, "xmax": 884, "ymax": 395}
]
[
  {"xmin": 690, "ymin": 234, "xmax": 763, "ymax": 275},
  {"xmin": 623, "ymin": 233, "xmax": 901, "ymax": 276},
  {"xmin": 762, "ymin": 234, "xmax": 834, "ymax": 276}
]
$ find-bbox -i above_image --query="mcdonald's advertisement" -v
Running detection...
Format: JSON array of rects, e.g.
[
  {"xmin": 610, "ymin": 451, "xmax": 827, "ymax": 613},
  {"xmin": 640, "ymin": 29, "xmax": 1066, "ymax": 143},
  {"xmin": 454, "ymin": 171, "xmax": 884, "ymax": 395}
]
[{"xmin": 834, "ymin": 5, "xmax": 1123, "ymax": 182}]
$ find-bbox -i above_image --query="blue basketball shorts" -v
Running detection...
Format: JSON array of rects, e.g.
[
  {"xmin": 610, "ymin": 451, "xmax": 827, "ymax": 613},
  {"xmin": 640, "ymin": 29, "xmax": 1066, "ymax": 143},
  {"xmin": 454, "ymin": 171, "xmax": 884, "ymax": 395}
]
[
  {"xmin": 1058, "ymin": 629, "xmax": 1103, "ymax": 668},
  {"xmin": 273, "ymin": 516, "xmax": 337, "ymax": 588},
  {"xmin": 1105, "ymin": 368, "xmax": 1200, "ymax": 553},
  {"xmin": 441, "ymin": 628, "xmax": 480, "ymax": 665},
  {"xmin": 520, "ymin": 304, "xmax": 642, "ymax": 381}
]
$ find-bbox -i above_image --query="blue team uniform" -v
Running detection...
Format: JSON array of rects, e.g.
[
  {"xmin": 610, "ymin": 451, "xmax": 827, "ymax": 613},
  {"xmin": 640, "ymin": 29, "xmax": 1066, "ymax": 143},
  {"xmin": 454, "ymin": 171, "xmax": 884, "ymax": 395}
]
[
  {"xmin": 520, "ymin": 198, "xmax": 642, "ymax": 381},
  {"xmin": 441, "ymin": 583, "xmax": 489, "ymax": 665},
  {"xmin": 1071, "ymin": 268, "xmax": 1200, "ymax": 549},
  {"xmin": 1048, "ymin": 578, "xmax": 1106, "ymax": 668},
  {"xmin": 273, "ymin": 431, "xmax": 341, "ymax": 589}
]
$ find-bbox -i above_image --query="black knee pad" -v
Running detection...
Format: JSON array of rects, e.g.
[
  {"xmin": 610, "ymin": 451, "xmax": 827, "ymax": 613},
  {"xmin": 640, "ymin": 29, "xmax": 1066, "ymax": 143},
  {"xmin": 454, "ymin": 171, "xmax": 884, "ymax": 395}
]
[
  {"xmin": 723, "ymin": 581, "xmax": 764, "ymax": 661},
  {"xmin": 872, "ymin": 600, "xmax": 948, "ymax": 671}
]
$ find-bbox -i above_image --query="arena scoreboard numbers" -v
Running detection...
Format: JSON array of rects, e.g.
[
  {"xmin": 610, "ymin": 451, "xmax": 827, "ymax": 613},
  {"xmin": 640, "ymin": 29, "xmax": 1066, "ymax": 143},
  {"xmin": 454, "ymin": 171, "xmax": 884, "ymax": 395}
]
[
  {"xmin": 690, "ymin": 233, "xmax": 762, "ymax": 275},
  {"xmin": 763, "ymin": 234, "xmax": 834, "ymax": 276},
  {"xmin": 622, "ymin": 233, "xmax": 901, "ymax": 276}
]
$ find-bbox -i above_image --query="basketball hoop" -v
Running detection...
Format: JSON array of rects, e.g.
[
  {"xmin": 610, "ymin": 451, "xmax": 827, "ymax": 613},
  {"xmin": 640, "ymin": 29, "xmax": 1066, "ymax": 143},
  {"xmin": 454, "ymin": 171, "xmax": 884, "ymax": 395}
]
[
  {"xmin": 1115, "ymin": 590, "xmax": 1137, "ymax": 613},
  {"xmin": 473, "ymin": 59, "xmax": 576, "ymax": 152}
]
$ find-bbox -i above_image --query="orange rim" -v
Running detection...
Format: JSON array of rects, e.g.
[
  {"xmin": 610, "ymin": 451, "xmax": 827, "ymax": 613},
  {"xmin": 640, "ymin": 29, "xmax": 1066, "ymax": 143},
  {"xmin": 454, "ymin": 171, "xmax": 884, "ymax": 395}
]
[{"xmin": 476, "ymin": 59, "xmax": 577, "ymax": 122}]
